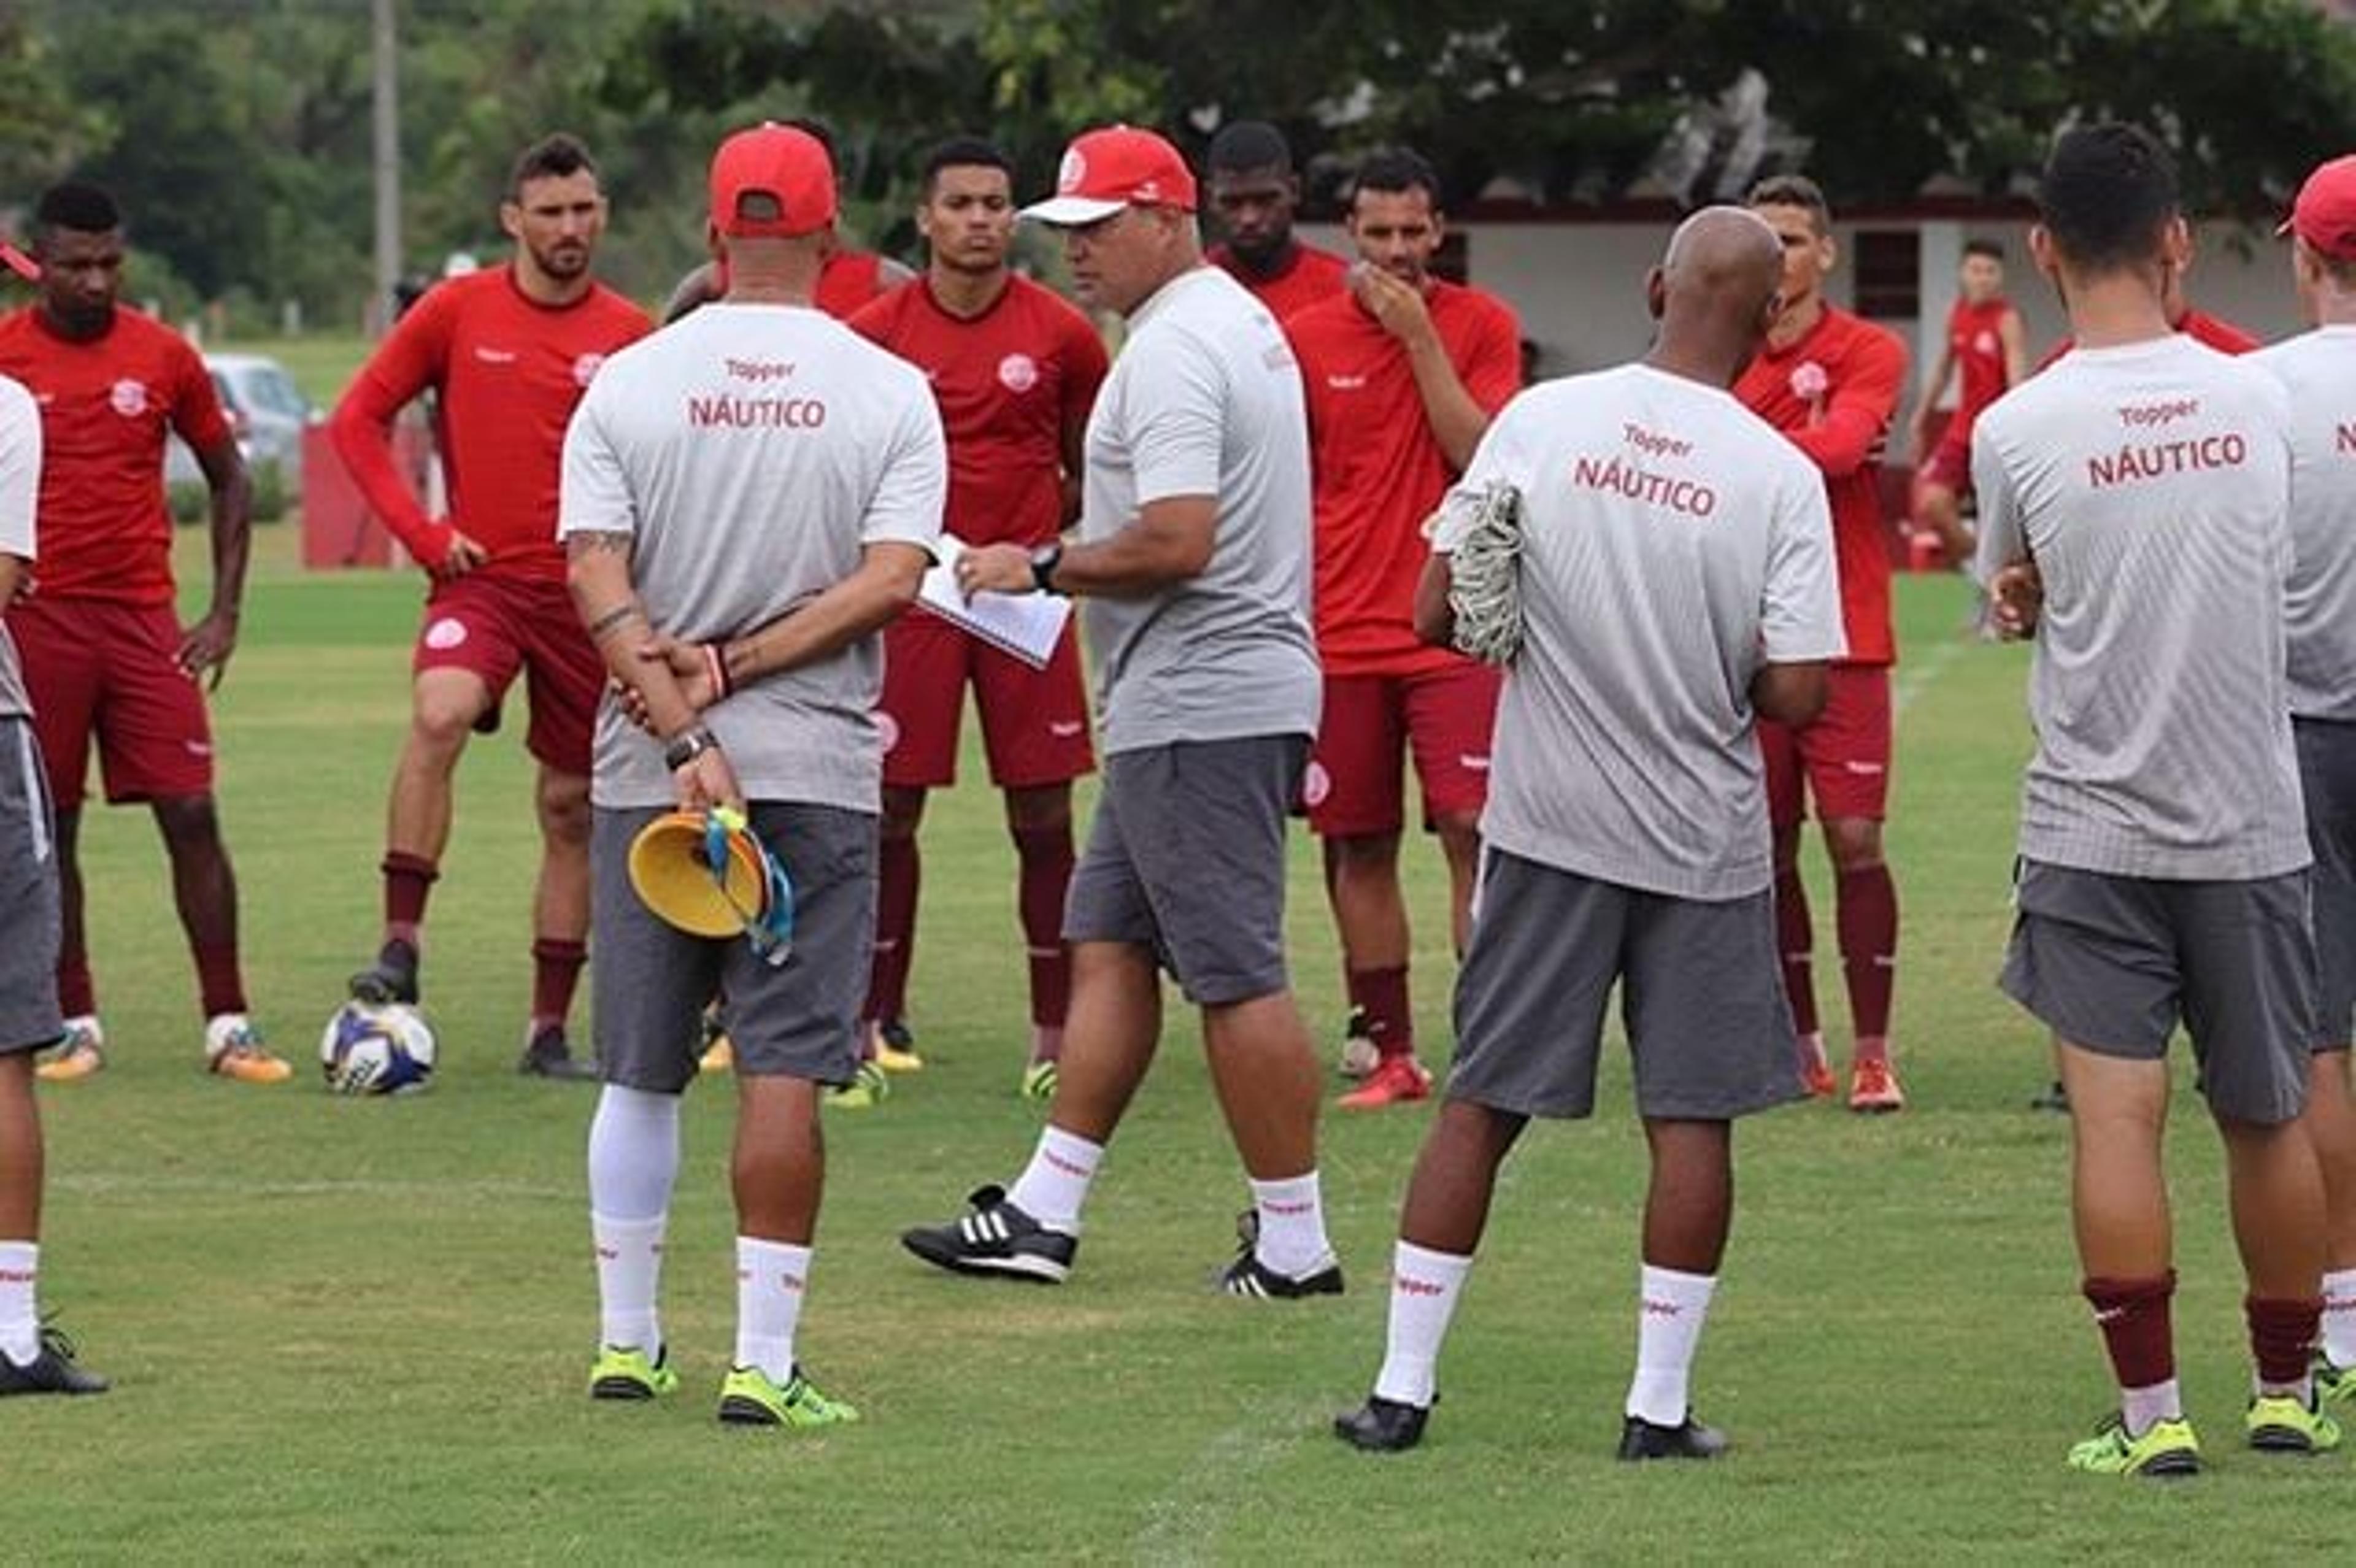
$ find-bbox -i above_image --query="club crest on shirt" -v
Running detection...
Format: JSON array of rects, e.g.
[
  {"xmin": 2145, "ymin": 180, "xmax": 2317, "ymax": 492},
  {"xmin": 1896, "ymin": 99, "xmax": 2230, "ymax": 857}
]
[
  {"xmin": 108, "ymin": 379, "xmax": 148, "ymax": 418},
  {"xmin": 572, "ymin": 352, "xmax": 607, "ymax": 388},
  {"xmin": 1788, "ymin": 361, "xmax": 1829, "ymax": 402},
  {"xmin": 1974, "ymin": 331, "xmax": 1998, "ymax": 356},
  {"xmin": 997, "ymin": 353, "xmax": 1039, "ymax": 394}
]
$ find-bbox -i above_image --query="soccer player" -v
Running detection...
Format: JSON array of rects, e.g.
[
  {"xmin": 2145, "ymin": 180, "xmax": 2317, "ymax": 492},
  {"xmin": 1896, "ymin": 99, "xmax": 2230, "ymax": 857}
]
[
  {"xmin": 331, "ymin": 134, "xmax": 650, "ymax": 1078},
  {"xmin": 2251, "ymin": 153, "xmax": 2356, "ymax": 1408},
  {"xmin": 1736, "ymin": 174, "xmax": 1911, "ymax": 1113},
  {"xmin": 0, "ymin": 369, "xmax": 106, "ymax": 1396},
  {"xmin": 901, "ymin": 125, "xmax": 1339, "ymax": 1298},
  {"xmin": 845, "ymin": 136, "xmax": 1109, "ymax": 1098},
  {"xmin": 1908, "ymin": 239, "xmax": 2027, "ymax": 564},
  {"xmin": 1206, "ymin": 120, "xmax": 1350, "ymax": 320},
  {"xmin": 1974, "ymin": 123, "xmax": 2333, "ymax": 1477},
  {"xmin": 0, "ymin": 183, "xmax": 287, "ymax": 1084},
  {"xmin": 661, "ymin": 118, "xmax": 913, "ymax": 326},
  {"xmin": 1285, "ymin": 148, "xmax": 1520, "ymax": 1107},
  {"xmin": 1333, "ymin": 206, "xmax": 1843, "ymax": 1457},
  {"xmin": 562, "ymin": 121, "xmax": 945, "ymax": 1426}
]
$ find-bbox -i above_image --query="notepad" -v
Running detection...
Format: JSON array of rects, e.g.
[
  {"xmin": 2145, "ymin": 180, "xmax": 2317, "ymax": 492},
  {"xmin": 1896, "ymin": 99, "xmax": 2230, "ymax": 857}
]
[{"xmin": 915, "ymin": 535, "xmax": 1073, "ymax": 670}]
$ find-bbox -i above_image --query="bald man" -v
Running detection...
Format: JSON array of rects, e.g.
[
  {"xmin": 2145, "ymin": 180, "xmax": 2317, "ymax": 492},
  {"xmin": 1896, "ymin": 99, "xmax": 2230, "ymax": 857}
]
[{"xmin": 1334, "ymin": 208, "xmax": 1845, "ymax": 1459}]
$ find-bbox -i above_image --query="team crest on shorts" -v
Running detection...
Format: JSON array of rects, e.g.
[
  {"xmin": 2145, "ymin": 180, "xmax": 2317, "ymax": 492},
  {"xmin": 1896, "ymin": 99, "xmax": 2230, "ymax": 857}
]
[
  {"xmin": 877, "ymin": 711, "xmax": 901, "ymax": 755},
  {"xmin": 997, "ymin": 353, "xmax": 1039, "ymax": 394},
  {"xmin": 423, "ymin": 617, "xmax": 469, "ymax": 651},
  {"xmin": 109, "ymin": 379, "xmax": 149, "ymax": 418},
  {"xmin": 572, "ymin": 353, "xmax": 607, "ymax": 388},
  {"xmin": 1301, "ymin": 759, "xmax": 1332, "ymax": 809}
]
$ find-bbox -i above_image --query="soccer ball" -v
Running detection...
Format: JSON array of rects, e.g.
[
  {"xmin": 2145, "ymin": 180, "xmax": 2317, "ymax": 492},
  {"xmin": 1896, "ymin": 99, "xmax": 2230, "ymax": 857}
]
[{"xmin": 318, "ymin": 1001, "xmax": 437, "ymax": 1096}]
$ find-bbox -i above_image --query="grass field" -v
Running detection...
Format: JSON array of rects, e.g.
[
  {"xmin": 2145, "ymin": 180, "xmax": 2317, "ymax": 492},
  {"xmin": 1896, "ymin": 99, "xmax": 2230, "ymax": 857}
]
[{"xmin": 0, "ymin": 529, "xmax": 2343, "ymax": 1564}]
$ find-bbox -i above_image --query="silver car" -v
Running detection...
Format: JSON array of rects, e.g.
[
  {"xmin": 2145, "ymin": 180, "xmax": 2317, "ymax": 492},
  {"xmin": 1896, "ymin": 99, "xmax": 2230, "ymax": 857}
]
[{"xmin": 164, "ymin": 352, "xmax": 315, "ymax": 496}]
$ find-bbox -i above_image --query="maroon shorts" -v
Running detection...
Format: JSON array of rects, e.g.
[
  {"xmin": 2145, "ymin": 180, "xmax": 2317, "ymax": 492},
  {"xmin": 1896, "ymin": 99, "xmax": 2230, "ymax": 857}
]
[
  {"xmin": 413, "ymin": 572, "xmax": 601, "ymax": 775},
  {"xmin": 1303, "ymin": 661, "xmax": 1503, "ymax": 837},
  {"xmin": 1917, "ymin": 427, "xmax": 1973, "ymax": 495},
  {"xmin": 12, "ymin": 596, "xmax": 214, "ymax": 810},
  {"xmin": 877, "ymin": 608, "xmax": 1094, "ymax": 791},
  {"xmin": 1760, "ymin": 664, "xmax": 1892, "ymax": 827}
]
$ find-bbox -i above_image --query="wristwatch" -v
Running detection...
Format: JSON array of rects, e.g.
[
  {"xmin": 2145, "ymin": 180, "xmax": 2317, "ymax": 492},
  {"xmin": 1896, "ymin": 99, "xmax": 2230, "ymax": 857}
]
[
  {"xmin": 1029, "ymin": 542, "xmax": 1065, "ymax": 595},
  {"xmin": 663, "ymin": 726, "xmax": 720, "ymax": 771}
]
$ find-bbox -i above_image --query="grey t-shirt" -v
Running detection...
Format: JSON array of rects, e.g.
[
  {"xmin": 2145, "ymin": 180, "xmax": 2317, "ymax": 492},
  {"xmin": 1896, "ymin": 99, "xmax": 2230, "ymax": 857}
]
[
  {"xmin": 1457, "ymin": 365, "xmax": 1845, "ymax": 901},
  {"xmin": 1972, "ymin": 334, "xmax": 2309, "ymax": 880},
  {"xmin": 558, "ymin": 302, "xmax": 947, "ymax": 812},
  {"xmin": 2249, "ymin": 325, "xmax": 2356, "ymax": 723},
  {"xmin": 0, "ymin": 374, "xmax": 39, "ymax": 720},
  {"xmin": 1079, "ymin": 266, "xmax": 1320, "ymax": 754}
]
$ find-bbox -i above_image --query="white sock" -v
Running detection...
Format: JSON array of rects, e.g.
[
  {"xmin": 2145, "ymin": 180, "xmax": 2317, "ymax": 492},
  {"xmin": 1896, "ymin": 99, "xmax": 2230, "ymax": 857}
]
[
  {"xmin": 1625, "ymin": 1264, "xmax": 1719, "ymax": 1426},
  {"xmin": 591, "ymin": 1215, "xmax": 668, "ymax": 1358},
  {"xmin": 1249, "ymin": 1171, "xmax": 1334, "ymax": 1279},
  {"xmin": 1372, "ymin": 1242, "xmax": 1472, "ymax": 1407},
  {"xmin": 734, "ymin": 1237, "xmax": 813, "ymax": 1385},
  {"xmin": 2122, "ymin": 1378, "xmax": 2183, "ymax": 1437},
  {"xmin": 2322, "ymin": 1268, "xmax": 2356, "ymax": 1368},
  {"xmin": 1006, "ymin": 1125, "xmax": 1102, "ymax": 1234},
  {"xmin": 0, "ymin": 1241, "xmax": 38, "ymax": 1365}
]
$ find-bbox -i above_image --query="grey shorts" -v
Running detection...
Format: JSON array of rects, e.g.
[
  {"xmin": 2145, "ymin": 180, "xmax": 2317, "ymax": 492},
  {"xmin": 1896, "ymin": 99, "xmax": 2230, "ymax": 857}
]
[
  {"xmin": 1445, "ymin": 850, "xmax": 1806, "ymax": 1121},
  {"xmin": 1064, "ymin": 735, "xmax": 1306, "ymax": 1007},
  {"xmin": 0, "ymin": 719, "xmax": 63, "ymax": 1055},
  {"xmin": 2299, "ymin": 718, "xmax": 2356, "ymax": 1050},
  {"xmin": 1999, "ymin": 859, "xmax": 2318, "ymax": 1124},
  {"xmin": 591, "ymin": 802, "xmax": 875, "ymax": 1095}
]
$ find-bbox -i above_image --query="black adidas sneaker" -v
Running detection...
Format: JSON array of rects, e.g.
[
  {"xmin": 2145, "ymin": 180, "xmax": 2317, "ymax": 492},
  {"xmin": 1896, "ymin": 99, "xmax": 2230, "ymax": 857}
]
[{"xmin": 901, "ymin": 1185, "xmax": 1077, "ymax": 1283}]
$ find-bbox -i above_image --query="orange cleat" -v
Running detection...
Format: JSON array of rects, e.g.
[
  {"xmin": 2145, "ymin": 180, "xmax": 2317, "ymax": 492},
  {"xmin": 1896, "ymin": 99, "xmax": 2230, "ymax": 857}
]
[
  {"xmin": 36, "ymin": 1020, "xmax": 105, "ymax": 1083},
  {"xmin": 205, "ymin": 1016, "xmax": 293, "ymax": 1085},
  {"xmin": 1338, "ymin": 1053, "xmax": 1432, "ymax": 1110},
  {"xmin": 1800, "ymin": 1034, "xmax": 1837, "ymax": 1099},
  {"xmin": 1847, "ymin": 1058, "xmax": 1906, "ymax": 1114}
]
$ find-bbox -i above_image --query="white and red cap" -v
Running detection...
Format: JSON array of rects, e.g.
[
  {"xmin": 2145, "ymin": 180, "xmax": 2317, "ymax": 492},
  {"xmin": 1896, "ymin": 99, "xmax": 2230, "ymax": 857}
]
[
  {"xmin": 1021, "ymin": 125, "xmax": 1198, "ymax": 226},
  {"xmin": 708, "ymin": 121, "xmax": 837, "ymax": 238}
]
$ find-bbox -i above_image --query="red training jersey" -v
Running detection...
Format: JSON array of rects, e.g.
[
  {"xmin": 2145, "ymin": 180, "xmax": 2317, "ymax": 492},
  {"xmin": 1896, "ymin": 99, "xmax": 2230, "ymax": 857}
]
[
  {"xmin": 1289, "ymin": 279, "xmax": 1522, "ymax": 675},
  {"xmin": 2038, "ymin": 306, "xmax": 2262, "ymax": 372},
  {"xmin": 0, "ymin": 306, "xmax": 231, "ymax": 605},
  {"xmin": 331, "ymin": 266, "xmax": 650, "ymax": 583},
  {"xmin": 1209, "ymin": 241, "xmax": 1352, "ymax": 322},
  {"xmin": 816, "ymin": 250, "xmax": 901, "ymax": 320},
  {"xmin": 1947, "ymin": 296, "xmax": 2014, "ymax": 443},
  {"xmin": 1734, "ymin": 304, "xmax": 1908, "ymax": 667},
  {"xmin": 849, "ymin": 275, "xmax": 1107, "ymax": 550}
]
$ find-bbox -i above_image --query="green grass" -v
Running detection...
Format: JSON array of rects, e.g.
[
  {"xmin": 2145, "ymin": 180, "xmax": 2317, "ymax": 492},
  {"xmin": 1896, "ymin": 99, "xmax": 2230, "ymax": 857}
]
[{"xmin": 1, "ymin": 547, "xmax": 2343, "ymax": 1563}]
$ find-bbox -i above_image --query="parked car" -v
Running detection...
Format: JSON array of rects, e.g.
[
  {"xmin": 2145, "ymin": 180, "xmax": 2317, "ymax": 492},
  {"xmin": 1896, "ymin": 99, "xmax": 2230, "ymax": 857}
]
[{"xmin": 164, "ymin": 352, "xmax": 316, "ymax": 498}]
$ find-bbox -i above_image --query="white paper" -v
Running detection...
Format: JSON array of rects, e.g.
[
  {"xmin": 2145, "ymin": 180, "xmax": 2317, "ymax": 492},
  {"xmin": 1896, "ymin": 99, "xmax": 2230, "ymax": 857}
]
[{"xmin": 915, "ymin": 534, "xmax": 1073, "ymax": 671}]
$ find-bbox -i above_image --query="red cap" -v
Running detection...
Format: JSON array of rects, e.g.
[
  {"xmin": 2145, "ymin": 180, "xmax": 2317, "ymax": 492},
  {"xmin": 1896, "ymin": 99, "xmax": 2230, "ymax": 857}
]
[
  {"xmin": 0, "ymin": 241, "xmax": 36, "ymax": 283},
  {"xmin": 1021, "ymin": 125, "xmax": 1198, "ymax": 226},
  {"xmin": 2279, "ymin": 154, "xmax": 2356, "ymax": 261},
  {"xmin": 708, "ymin": 121, "xmax": 837, "ymax": 239}
]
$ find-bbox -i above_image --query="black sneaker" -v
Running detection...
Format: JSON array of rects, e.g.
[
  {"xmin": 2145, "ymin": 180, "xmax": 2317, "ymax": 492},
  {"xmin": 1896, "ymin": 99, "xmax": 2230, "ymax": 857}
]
[
  {"xmin": 1334, "ymin": 1393, "xmax": 1432, "ymax": 1452},
  {"xmin": 1220, "ymin": 1210, "xmax": 1344, "ymax": 1299},
  {"xmin": 1615, "ymin": 1413, "xmax": 1728, "ymax": 1461},
  {"xmin": 0, "ymin": 1324, "xmax": 108, "ymax": 1396},
  {"xmin": 2030, "ymin": 1080, "xmax": 2070, "ymax": 1113},
  {"xmin": 519, "ymin": 1024, "xmax": 599, "ymax": 1081},
  {"xmin": 901, "ymin": 1185, "xmax": 1077, "ymax": 1283},
  {"xmin": 348, "ymin": 939, "xmax": 420, "ymax": 1006}
]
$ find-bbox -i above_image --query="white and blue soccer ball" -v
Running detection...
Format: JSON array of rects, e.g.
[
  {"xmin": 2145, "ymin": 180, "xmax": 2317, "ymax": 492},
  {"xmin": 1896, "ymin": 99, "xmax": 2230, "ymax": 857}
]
[{"xmin": 318, "ymin": 1001, "xmax": 437, "ymax": 1096}]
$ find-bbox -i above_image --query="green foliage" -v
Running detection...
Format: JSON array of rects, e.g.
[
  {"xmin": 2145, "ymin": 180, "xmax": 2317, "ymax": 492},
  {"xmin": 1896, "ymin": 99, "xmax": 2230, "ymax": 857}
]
[{"xmin": 166, "ymin": 477, "xmax": 206, "ymax": 526}]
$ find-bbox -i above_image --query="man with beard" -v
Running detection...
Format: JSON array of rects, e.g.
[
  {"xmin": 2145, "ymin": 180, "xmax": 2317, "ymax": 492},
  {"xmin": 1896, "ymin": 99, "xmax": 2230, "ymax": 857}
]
[
  {"xmin": 1207, "ymin": 121, "xmax": 1350, "ymax": 322},
  {"xmin": 330, "ymin": 133, "xmax": 650, "ymax": 1077}
]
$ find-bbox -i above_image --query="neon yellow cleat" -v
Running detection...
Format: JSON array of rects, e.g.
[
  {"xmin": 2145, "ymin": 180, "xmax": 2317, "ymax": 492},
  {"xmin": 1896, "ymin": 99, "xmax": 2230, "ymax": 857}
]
[
  {"xmin": 1020, "ymin": 1059, "xmax": 1058, "ymax": 1101},
  {"xmin": 871, "ymin": 1019, "xmax": 924, "ymax": 1074},
  {"xmin": 827, "ymin": 1060, "xmax": 890, "ymax": 1110},
  {"xmin": 2247, "ymin": 1391, "xmax": 2343, "ymax": 1453},
  {"xmin": 717, "ymin": 1364, "xmax": 860, "ymax": 1428},
  {"xmin": 2066, "ymin": 1413, "xmax": 2201, "ymax": 1478},
  {"xmin": 2316, "ymin": 1358, "xmax": 2356, "ymax": 1410},
  {"xmin": 588, "ymin": 1345, "xmax": 679, "ymax": 1401}
]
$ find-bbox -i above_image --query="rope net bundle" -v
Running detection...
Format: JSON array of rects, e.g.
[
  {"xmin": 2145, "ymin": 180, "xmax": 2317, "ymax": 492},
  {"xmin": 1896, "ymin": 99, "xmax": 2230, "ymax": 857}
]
[{"xmin": 1425, "ymin": 480, "xmax": 1525, "ymax": 666}]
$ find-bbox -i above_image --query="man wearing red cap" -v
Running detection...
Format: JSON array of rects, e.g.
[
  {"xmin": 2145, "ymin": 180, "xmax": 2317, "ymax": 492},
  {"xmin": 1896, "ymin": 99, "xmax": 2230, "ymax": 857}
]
[
  {"xmin": 2252, "ymin": 152, "xmax": 2356, "ymax": 1410},
  {"xmin": 561, "ymin": 121, "xmax": 946, "ymax": 1429},
  {"xmin": 845, "ymin": 136, "xmax": 1109, "ymax": 1099},
  {"xmin": 1285, "ymin": 146, "xmax": 1521, "ymax": 1110},
  {"xmin": 0, "ymin": 182, "xmax": 288, "ymax": 1085},
  {"xmin": 331, "ymin": 133, "xmax": 650, "ymax": 1080},
  {"xmin": 901, "ymin": 125, "xmax": 1341, "ymax": 1301}
]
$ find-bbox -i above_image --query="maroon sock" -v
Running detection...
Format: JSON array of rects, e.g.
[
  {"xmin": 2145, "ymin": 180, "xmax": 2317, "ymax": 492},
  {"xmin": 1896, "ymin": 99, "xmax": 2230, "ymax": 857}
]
[
  {"xmin": 1347, "ymin": 965, "xmax": 1415, "ymax": 1059},
  {"xmin": 2247, "ymin": 1294, "xmax": 2323, "ymax": 1388},
  {"xmin": 56, "ymin": 953, "xmax": 96, "ymax": 1020},
  {"xmin": 1836, "ymin": 863, "xmax": 1898, "ymax": 1044},
  {"xmin": 194, "ymin": 943, "xmax": 248, "ymax": 1019},
  {"xmin": 1773, "ymin": 863, "xmax": 1819, "ymax": 1037},
  {"xmin": 1012, "ymin": 824, "xmax": 1074, "ymax": 1031},
  {"xmin": 382, "ymin": 851, "xmax": 439, "ymax": 947},
  {"xmin": 2084, "ymin": 1272, "xmax": 2177, "ymax": 1389},
  {"xmin": 863, "ymin": 834, "xmax": 920, "ymax": 1024},
  {"xmin": 531, "ymin": 938, "xmax": 588, "ymax": 1032}
]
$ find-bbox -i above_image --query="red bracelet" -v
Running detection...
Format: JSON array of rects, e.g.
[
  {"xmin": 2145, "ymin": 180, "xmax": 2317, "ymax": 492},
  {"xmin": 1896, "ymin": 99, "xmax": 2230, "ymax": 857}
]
[{"xmin": 702, "ymin": 642, "xmax": 730, "ymax": 701}]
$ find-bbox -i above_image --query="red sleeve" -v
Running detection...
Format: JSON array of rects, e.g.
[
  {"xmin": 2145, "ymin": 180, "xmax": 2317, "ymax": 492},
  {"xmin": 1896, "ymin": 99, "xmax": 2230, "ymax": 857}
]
[
  {"xmin": 1461, "ymin": 299, "xmax": 1523, "ymax": 415},
  {"xmin": 166, "ymin": 337, "xmax": 233, "ymax": 453},
  {"xmin": 1784, "ymin": 326, "xmax": 1906, "ymax": 478},
  {"xmin": 1060, "ymin": 309, "xmax": 1110, "ymax": 427},
  {"xmin": 329, "ymin": 290, "xmax": 455, "ymax": 562},
  {"xmin": 843, "ymin": 291, "xmax": 897, "ymax": 348}
]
